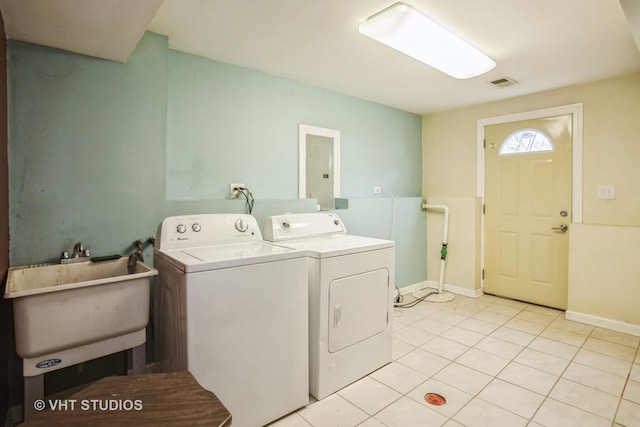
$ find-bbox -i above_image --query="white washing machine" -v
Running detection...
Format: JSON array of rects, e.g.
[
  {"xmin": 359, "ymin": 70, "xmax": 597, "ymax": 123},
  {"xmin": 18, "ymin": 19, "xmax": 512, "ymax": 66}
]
[
  {"xmin": 154, "ymin": 214, "xmax": 308, "ymax": 427},
  {"xmin": 264, "ymin": 212, "xmax": 394, "ymax": 400}
]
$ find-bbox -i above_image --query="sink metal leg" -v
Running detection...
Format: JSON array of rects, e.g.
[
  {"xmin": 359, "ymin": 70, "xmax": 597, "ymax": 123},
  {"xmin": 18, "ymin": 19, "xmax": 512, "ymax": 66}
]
[
  {"xmin": 24, "ymin": 374, "xmax": 44, "ymax": 420},
  {"xmin": 130, "ymin": 343, "xmax": 146, "ymax": 375}
]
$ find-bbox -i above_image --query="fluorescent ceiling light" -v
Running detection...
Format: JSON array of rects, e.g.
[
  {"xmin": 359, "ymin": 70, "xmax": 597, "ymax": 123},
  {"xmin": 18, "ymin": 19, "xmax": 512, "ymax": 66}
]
[{"xmin": 359, "ymin": 3, "xmax": 496, "ymax": 79}]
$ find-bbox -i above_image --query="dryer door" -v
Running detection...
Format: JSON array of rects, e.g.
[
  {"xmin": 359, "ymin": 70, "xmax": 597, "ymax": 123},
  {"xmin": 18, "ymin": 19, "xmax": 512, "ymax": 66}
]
[{"xmin": 328, "ymin": 268, "xmax": 389, "ymax": 353}]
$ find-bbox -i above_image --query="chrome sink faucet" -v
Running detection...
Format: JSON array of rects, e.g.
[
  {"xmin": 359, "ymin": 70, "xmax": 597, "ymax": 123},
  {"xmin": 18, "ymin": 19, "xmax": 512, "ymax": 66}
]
[
  {"xmin": 73, "ymin": 242, "xmax": 84, "ymax": 257},
  {"xmin": 61, "ymin": 242, "xmax": 91, "ymax": 264}
]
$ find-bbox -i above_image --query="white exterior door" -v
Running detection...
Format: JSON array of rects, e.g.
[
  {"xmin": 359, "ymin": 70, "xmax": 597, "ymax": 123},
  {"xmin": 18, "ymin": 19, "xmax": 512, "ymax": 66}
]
[{"xmin": 484, "ymin": 114, "xmax": 572, "ymax": 309}]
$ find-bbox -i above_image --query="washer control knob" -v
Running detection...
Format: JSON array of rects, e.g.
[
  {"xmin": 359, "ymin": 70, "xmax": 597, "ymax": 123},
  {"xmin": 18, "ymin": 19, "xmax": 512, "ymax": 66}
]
[
  {"xmin": 235, "ymin": 218, "xmax": 249, "ymax": 233},
  {"xmin": 176, "ymin": 224, "xmax": 187, "ymax": 234},
  {"xmin": 192, "ymin": 223, "xmax": 202, "ymax": 232}
]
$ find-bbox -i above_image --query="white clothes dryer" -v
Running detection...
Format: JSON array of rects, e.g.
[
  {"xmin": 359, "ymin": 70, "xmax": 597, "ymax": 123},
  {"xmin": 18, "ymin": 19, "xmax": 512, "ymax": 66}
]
[
  {"xmin": 154, "ymin": 214, "xmax": 308, "ymax": 427},
  {"xmin": 264, "ymin": 212, "xmax": 394, "ymax": 400}
]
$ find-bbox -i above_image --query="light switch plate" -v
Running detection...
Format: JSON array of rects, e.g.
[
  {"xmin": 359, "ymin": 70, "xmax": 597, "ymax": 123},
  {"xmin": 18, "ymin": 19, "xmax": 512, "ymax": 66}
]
[{"xmin": 597, "ymin": 185, "xmax": 616, "ymax": 199}]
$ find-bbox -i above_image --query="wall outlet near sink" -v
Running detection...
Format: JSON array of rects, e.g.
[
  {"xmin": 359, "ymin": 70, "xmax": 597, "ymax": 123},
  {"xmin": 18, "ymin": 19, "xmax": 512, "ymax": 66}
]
[{"xmin": 229, "ymin": 183, "xmax": 245, "ymax": 196}]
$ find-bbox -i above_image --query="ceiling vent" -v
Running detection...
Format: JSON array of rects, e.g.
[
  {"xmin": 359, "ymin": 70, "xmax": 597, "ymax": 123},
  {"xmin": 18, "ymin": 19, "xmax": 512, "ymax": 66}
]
[{"xmin": 489, "ymin": 77, "xmax": 518, "ymax": 88}]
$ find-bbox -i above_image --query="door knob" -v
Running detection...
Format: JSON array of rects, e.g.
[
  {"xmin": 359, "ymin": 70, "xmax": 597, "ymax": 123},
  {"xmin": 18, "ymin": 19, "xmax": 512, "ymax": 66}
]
[{"xmin": 551, "ymin": 224, "xmax": 568, "ymax": 232}]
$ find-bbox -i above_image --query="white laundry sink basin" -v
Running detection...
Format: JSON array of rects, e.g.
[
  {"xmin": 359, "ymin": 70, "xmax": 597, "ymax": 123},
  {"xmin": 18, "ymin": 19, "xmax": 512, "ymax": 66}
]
[{"xmin": 4, "ymin": 257, "xmax": 158, "ymax": 367}]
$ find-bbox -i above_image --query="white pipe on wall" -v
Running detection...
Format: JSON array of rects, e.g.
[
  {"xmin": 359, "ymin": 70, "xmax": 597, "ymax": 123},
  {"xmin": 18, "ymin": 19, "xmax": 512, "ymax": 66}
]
[{"xmin": 421, "ymin": 201, "xmax": 455, "ymax": 302}]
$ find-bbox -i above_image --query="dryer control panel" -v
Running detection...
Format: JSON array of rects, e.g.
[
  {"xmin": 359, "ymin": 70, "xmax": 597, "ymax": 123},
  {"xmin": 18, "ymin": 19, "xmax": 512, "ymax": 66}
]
[
  {"xmin": 156, "ymin": 214, "xmax": 262, "ymax": 250},
  {"xmin": 264, "ymin": 213, "xmax": 346, "ymax": 242}
]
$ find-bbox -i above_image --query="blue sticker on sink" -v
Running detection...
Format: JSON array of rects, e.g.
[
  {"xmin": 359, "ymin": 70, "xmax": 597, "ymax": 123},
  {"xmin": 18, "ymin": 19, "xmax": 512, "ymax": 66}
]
[{"xmin": 36, "ymin": 359, "xmax": 61, "ymax": 369}]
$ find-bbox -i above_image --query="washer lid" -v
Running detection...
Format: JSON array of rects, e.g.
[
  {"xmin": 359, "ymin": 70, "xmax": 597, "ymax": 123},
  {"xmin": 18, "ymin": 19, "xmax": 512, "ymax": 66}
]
[
  {"xmin": 281, "ymin": 234, "xmax": 394, "ymax": 258},
  {"xmin": 156, "ymin": 241, "xmax": 305, "ymax": 272}
]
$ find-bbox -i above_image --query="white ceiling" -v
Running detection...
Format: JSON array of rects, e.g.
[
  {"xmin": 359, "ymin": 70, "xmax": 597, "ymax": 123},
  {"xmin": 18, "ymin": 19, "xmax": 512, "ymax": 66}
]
[
  {"xmin": 0, "ymin": 0, "xmax": 163, "ymax": 63},
  {"xmin": 2, "ymin": 0, "xmax": 640, "ymax": 114}
]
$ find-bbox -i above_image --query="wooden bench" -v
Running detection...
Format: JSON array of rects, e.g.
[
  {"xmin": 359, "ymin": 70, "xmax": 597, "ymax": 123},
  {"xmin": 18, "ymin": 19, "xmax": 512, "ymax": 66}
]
[{"xmin": 21, "ymin": 372, "xmax": 232, "ymax": 426}]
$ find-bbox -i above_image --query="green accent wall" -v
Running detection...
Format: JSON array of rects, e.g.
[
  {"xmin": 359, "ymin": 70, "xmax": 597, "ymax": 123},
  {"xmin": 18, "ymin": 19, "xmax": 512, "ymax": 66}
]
[
  {"xmin": 8, "ymin": 32, "xmax": 425, "ymax": 288},
  {"xmin": 8, "ymin": 33, "xmax": 168, "ymax": 265},
  {"xmin": 166, "ymin": 49, "xmax": 422, "ymax": 200}
]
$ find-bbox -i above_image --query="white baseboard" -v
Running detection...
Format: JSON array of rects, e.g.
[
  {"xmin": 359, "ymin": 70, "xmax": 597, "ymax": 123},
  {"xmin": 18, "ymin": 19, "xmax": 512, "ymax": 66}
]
[
  {"xmin": 398, "ymin": 281, "xmax": 429, "ymax": 296},
  {"xmin": 400, "ymin": 284, "xmax": 640, "ymax": 336},
  {"xmin": 565, "ymin": 310, "xmax": 640, "ymax": 337},
  {"xmin": 398, "ymin": 281, "xmax": 483, "ymax": 299}
]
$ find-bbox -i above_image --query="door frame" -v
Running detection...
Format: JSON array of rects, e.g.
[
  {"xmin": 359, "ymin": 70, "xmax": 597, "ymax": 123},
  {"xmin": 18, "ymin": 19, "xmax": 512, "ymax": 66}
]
[{"xmin": 476, "ymin": 103, "xmax": 583, "ymax": 293}]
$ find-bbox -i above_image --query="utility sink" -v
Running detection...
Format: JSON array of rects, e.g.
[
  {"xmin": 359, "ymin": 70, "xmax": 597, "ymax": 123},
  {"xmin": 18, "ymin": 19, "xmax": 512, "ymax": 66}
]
[{"xmin": 4, "ymin": 257, "xmax": 158, "ymax": 375}]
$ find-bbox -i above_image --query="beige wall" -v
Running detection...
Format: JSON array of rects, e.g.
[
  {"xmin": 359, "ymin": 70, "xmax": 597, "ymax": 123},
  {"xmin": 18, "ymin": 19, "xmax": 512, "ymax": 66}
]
[
  {"xmin": 422, "ymin": 72, "xmax": 640, "ymax": 330},
  {"xmin": 568, "ymin": 223, "xmax": 640, "ymax": 328},
  {"xmin": 424, "ymin": 196, "xmax": 482, "ymax": 295}
]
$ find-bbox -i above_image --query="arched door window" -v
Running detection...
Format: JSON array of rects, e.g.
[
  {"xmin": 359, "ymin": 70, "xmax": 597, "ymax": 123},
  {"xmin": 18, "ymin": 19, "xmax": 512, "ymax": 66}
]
[{"xmin": 499, "ymin": 129, "xmax": 554, "ymax": 155}]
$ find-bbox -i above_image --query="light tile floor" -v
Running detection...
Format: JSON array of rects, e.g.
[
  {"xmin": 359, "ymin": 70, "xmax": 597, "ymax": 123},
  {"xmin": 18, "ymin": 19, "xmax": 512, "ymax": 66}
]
[{"xmin": 270, "ymin": 293, "xmax": 640, "ymax": 427}]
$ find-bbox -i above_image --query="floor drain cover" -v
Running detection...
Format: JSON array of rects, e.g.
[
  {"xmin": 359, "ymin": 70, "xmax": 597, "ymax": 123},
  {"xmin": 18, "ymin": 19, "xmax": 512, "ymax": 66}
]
[{"xmin": 424, "ymin": 393, "xmax": 446, "ymax": 406}]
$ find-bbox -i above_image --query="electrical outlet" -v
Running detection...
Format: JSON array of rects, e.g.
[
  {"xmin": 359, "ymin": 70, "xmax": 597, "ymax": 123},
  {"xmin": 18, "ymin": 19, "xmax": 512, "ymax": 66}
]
[
  {"xmin": 229, "ymin": 183, "xmax": 245, "ymax": 196},
  {"xmin": 373, "ymin": 186, "xmax": 382, "ymax": 194}
]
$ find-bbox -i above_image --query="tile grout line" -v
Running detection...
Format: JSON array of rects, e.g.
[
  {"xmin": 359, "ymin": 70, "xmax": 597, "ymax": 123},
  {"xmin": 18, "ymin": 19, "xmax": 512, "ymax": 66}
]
[
  {"xmin": 446, "ymin": 297, "xmax": 636, "ymax": 425},
  {"xmin": 404, "ymin": 297, "xmax": 637, "ymax": 426},
  {"xmin": 294, "ymin": 295, "xmax": 640, "ymax": 427},
  {"xmin": 453, "ymin": 300, "xmax": 552, "ymax": 425},
  {"xmin": 525, "ymin": 312, "xmax": 591, "ymax": 425},
  {"xmin": 402, "ymin": 298, "xmax": 533, "ymax": 425},
  {"xmin": 377, "ymin": 298, "xmax": 499, "ymax": 424},
  {"xmin": 610, "ymin": 344, "xmax": 640, "ymax": 426},
  {"xmin": 407, "ymin": 298, "xmax": 627, "ymax": 425},
  {"xmin": 526, "ymin": 315, "xmax": 640, "ymax": 426},
  {"xmin": 472, "ymin": 300, "xmax": 552, "ymax": 423}
]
